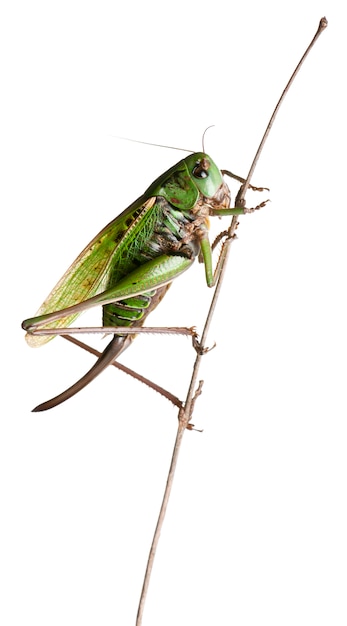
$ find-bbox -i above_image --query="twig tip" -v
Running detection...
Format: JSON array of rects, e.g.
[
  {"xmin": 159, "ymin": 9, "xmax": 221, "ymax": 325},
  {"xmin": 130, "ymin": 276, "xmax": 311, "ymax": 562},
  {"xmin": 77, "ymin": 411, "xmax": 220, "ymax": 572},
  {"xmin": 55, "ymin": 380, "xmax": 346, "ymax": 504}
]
[{"xmin": 319, "ymin": 17, "xmax": 328, "ymax": 32}]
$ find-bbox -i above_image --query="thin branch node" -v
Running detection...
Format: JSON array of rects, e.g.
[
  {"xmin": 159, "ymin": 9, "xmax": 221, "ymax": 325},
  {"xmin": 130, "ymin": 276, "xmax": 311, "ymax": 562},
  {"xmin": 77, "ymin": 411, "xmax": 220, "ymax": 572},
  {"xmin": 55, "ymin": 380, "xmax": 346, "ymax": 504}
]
[
  {"xmin": 188, "ymin": 380, "xmax": 204, "ymax": 420},
  {"xmin": 193, "ymin": 380, "xmax": 204, "ymax": 400}
]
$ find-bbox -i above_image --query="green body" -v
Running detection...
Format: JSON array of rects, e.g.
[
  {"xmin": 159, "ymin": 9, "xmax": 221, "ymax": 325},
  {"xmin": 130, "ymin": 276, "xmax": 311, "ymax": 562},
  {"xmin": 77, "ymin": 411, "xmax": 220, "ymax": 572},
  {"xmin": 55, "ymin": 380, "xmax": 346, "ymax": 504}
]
[{"xmin": 23, "ymin": 152, "xmax": 249, "ymax": 411}]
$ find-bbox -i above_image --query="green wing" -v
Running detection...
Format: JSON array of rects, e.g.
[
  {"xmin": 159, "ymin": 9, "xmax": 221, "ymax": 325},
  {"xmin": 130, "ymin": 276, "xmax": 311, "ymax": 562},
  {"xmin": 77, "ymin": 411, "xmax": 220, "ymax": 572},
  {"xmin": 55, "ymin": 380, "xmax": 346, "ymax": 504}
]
[
  {"xmin": 25, "ymin": 154, "xmax": 203, "ymax": 348},
  {"xmin": 26, "ymin": 193, "xmax": 156, "ymax": 347}
]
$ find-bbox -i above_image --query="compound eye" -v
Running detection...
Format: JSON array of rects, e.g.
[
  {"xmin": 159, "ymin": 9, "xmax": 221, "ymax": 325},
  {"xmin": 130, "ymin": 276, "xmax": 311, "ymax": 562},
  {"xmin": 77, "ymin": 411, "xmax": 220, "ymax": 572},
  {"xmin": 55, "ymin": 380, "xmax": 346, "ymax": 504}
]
[{"xmin": 192, "ymin": 158, "xmax": 210, "ymax": 179}]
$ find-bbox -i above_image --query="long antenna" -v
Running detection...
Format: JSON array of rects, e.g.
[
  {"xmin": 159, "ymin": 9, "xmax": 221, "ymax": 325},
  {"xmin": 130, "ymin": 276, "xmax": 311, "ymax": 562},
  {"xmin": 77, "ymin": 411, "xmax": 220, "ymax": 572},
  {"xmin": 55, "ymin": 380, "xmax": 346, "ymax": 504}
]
[
  {"xmin": 202, "ymin": 125, "xmax": 215, "ymax": 152},
  {"xmin": 112, "ymin": 135, "xmax": 193, "ymax": 154}
]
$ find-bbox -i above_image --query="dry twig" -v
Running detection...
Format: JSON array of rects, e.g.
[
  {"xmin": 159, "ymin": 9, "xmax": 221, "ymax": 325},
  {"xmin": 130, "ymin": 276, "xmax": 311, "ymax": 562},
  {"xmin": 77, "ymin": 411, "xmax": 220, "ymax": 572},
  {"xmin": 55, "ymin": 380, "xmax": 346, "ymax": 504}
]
[{"xmin": 135, "ymin": 17, "xmax": 328, "ymax": 626}]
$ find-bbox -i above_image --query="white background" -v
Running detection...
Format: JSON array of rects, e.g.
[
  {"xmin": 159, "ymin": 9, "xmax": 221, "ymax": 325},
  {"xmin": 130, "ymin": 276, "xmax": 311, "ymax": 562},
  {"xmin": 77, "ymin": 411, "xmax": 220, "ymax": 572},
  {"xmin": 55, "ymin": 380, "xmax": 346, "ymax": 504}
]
[{"xmin": 1, "ymin": 1, "xmax": 346, "ymax": 625}]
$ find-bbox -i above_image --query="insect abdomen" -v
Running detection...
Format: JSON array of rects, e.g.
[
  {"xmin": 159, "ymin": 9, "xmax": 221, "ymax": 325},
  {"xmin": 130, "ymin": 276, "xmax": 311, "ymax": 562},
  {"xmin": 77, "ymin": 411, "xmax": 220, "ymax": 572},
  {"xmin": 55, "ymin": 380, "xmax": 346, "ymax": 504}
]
[{"xmin": 102, "ymin": 292, "xmax": 155, "ymax": 328}]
